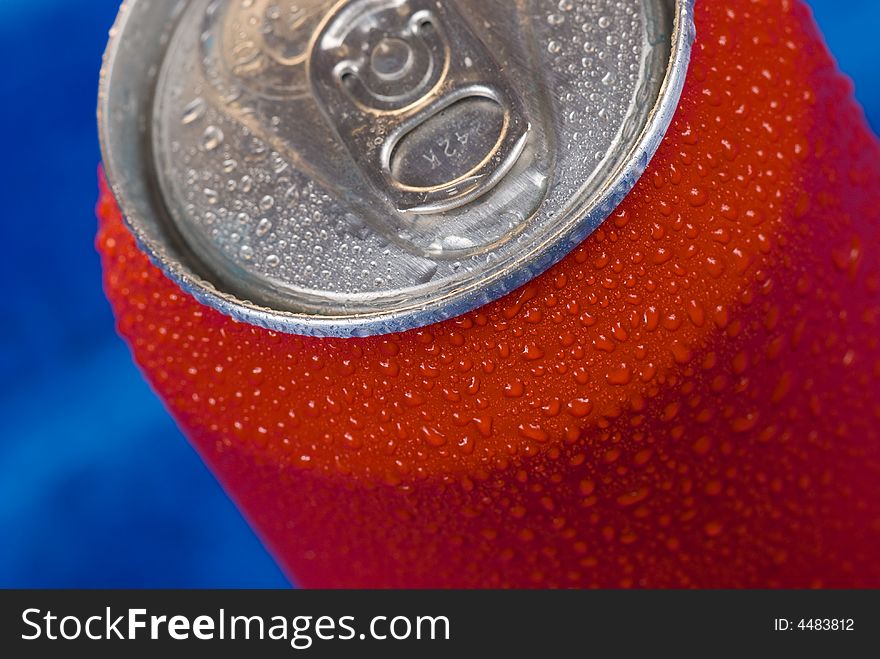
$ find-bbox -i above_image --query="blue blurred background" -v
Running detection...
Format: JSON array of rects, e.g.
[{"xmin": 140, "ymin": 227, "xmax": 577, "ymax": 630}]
[{"xmin": 0, "ymin": 1, "xmax": 877, "ymax": 588}]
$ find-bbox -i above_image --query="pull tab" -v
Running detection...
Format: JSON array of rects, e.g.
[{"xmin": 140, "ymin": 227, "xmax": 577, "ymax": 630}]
[{"xmin": 310, "ymin": 0, "xmax": 530, "ymax": 215}]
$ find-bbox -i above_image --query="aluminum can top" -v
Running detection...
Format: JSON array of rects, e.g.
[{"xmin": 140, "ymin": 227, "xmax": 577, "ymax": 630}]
[{"xmin": 99, "ymin": 0, "xmax": 695, "ymax": 337}]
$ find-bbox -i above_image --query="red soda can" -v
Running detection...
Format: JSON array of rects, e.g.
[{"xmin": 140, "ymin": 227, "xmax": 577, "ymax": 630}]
[{"xmin": 98, "ymin": 0, "xmax": 880, "ymax": 587}]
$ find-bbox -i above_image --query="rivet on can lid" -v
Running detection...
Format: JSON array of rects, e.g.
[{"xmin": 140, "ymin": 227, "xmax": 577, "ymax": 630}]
[{"xmin": 99, "ymin": 0, "xmax": 696, "ymax": 338}]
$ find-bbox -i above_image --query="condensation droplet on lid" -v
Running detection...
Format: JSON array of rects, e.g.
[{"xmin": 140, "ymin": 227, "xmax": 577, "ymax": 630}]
[
  {"xmin": 256, "ymin": 218, "xmax": 273, "ymax": 237},
  {"xmin": 181, "ymin": 97, "xmax": 206, "ymax": 125},
  {"xmin": 201, "ymin": 125, "xmax": 224, "ymax": 151}
]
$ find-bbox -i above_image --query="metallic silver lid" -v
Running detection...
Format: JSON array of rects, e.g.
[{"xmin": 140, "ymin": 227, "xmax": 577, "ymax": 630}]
[{"xmin": 99, "ymin": 0, "xmax": 695, "ymax": 338}]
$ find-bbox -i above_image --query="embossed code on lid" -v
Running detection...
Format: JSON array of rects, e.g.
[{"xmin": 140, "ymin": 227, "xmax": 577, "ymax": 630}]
[{"xmin": 99, "ymin": 0, "xmax": 695, "ymax": 337}]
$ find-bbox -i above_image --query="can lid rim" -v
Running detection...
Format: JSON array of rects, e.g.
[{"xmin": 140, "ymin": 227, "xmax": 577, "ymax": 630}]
[{"xmin": 99, "ymin": 0, "xmax": 696, "ymax": 338}]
